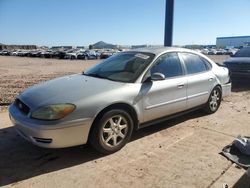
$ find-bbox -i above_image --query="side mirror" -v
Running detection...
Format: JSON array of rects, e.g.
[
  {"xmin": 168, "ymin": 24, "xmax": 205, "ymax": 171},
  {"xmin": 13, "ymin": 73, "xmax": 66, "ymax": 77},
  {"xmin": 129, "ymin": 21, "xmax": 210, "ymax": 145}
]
[{"xmin": 151, "ymin": 72, "xmax": 165, "ymax": 81}]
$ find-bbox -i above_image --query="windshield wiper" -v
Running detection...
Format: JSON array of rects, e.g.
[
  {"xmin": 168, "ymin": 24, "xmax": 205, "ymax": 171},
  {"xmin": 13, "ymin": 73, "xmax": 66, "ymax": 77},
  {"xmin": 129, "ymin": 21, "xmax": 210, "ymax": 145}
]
[{"xmin": 84, "ymin": 73, "xmax": 114, "ymax": 81}]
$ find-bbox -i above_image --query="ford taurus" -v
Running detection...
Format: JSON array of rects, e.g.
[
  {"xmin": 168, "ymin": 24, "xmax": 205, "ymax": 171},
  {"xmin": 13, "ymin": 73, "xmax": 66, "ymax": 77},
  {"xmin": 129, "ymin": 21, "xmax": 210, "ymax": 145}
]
[{"xmin": 9, "ymin": 47, "xmax": 231, "ymax": 154}]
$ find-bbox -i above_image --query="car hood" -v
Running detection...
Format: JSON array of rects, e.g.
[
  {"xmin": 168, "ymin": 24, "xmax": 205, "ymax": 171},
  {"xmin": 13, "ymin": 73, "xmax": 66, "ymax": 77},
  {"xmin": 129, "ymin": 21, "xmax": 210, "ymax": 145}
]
[
  {"xmin": 224, "ymin": 57, "xmax": 250, "ymax": 64},
  {"xmin": 18, "ymin": 74, "xmax": 125, "ymax": 110}
]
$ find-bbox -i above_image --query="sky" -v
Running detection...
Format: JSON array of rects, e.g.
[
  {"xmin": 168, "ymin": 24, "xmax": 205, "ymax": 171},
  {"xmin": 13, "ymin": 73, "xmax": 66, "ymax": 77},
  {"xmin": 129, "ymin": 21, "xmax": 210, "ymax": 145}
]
[{"xmin": 0, "ymin": 0, "xmax": 250, "ymax": 46}]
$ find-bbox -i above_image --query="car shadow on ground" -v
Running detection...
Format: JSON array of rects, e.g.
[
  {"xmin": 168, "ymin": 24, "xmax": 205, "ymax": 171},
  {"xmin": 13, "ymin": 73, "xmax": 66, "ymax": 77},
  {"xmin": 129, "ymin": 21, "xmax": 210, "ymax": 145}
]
[{"xmin": 0, "ymin": 110, "xmax": 206, "ymax": 186}]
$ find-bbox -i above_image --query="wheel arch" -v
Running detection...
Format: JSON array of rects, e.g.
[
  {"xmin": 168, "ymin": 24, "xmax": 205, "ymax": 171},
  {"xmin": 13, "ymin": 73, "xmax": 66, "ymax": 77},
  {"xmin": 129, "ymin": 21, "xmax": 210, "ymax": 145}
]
[
  {"xmin": 204, "ymin": 84, "xmax": 223, "ymax": 114},
  {"xmin": 208, "ymin": 84, "xmax": 222, "ymax": 100},
  {"xmin": 89, "ymin": 103, "xmax": 139, "ymax": 138},
  {"xmin": 213, "ymin": 84, "xmax": 222, "ymax": 93}
]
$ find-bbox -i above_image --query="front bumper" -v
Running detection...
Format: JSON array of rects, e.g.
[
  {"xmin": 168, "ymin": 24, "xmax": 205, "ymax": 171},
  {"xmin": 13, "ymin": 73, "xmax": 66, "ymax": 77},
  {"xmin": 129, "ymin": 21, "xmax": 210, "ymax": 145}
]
[
  {"xmin": 9, "ymin": 104, "xmax": 92, "ymax": 148},
  {"xmin": 221, "ymin": 82, "xmax": 232, "ymax": 97}
]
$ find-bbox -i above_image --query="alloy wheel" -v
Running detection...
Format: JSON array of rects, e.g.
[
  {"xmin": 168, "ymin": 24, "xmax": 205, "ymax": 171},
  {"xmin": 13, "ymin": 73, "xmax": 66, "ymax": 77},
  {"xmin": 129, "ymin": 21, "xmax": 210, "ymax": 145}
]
[
  {"xmin": 101, "ymin": 115, "xmax": 128, "ymax": 147},
  {"xmin": 209, "ymin": 89, "xmax": 221, "ymax": 111}
]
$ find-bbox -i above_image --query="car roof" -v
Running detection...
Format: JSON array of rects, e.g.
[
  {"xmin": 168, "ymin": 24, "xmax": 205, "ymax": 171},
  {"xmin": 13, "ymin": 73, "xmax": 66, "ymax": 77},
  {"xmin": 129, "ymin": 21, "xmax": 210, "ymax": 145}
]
[{"xmin": 130, "ymin": 47, "xmax": 196, "ymax": 56}]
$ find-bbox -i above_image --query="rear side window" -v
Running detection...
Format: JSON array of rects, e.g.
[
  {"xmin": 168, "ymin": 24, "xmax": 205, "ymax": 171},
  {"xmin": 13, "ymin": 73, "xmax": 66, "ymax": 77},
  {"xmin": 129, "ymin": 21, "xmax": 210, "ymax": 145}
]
[
  {"xmin": 181, "ymin": 53, "xmax": 207, "ymax": 74},
  {"xmin": 150, "ymin": 52, "xmax": 183, "ymax": 78},
  {"xmin": 201, "ymin": 58, "xmax": 212, "ymax": 70}
]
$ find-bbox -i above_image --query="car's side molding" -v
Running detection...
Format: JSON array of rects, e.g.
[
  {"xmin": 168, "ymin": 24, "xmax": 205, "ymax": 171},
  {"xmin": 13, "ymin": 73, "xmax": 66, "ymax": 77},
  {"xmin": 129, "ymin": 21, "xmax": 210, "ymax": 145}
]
[
  {"xmin": 187, "ymin": 92, "xmax": 209, "ymax": 100},
  {"xmin": 145, "ymin": 97, "xmax": 187, "ymax": 110},
  {"xmin": 139, "ymin": 104, "xmax": 205, "ymax": 129}
]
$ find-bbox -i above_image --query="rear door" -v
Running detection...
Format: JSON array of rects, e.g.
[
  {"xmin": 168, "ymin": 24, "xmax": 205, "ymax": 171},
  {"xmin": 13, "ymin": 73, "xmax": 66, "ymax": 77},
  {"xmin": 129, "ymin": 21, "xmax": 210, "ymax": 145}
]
[
  {"xmin": 142, "ymin": 52, "xmax": 187, "ymax": 122},
  {"xmin": 179, "ymin": 53, "xmax": 215, "ymax": 109}
]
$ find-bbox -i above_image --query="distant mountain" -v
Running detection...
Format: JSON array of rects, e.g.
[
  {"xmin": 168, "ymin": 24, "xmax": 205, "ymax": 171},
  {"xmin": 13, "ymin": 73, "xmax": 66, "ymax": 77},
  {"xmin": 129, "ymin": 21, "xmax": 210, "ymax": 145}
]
[{"xmin": 92, "ymin": 41, "xmax": 117, "ymax": 49}]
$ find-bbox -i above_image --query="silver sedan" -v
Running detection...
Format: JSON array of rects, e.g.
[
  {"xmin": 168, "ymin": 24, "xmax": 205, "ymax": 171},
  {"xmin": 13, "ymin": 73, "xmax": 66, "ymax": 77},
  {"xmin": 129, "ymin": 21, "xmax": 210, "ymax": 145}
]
[{"xmin": 9, "ymin": 47, "xmax": 231, "ymax": 154}]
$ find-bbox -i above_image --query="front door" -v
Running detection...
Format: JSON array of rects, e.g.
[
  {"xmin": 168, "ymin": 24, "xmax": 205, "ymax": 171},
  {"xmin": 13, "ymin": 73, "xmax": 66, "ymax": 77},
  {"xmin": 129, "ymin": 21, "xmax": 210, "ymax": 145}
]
[{"xmin": 142, "ymin": 52, "xmax": 187, "ymax": 122}]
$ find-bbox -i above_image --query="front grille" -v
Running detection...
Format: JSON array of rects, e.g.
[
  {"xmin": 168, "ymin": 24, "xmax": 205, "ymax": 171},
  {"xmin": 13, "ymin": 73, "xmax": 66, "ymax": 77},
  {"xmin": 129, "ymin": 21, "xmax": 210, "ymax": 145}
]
[{"xmin": 14, "ymin": 99, "xmax": 30, "ymax": 115}]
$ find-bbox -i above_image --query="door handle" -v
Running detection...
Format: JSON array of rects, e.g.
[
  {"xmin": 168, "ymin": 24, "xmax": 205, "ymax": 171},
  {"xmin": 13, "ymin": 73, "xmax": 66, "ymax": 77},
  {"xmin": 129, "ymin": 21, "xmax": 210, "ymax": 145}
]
[
  {"xmin": 177, "ymin": 83, "xmax": 184, "ymax": 89},
  {"xmin": 208, "ymin": 78, "xmax": 213, "ymax": 82}
]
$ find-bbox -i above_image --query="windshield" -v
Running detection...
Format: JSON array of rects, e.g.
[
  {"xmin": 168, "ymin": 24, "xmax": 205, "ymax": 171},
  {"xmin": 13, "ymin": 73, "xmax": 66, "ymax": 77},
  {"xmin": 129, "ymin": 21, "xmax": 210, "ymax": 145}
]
[
  {"xmin": 234, "ymin": 47, "xmax": 250, "ymax": 57},
  {"xmin": 84, "ymin": 52, "xmax": 155, "ymax": 83}
]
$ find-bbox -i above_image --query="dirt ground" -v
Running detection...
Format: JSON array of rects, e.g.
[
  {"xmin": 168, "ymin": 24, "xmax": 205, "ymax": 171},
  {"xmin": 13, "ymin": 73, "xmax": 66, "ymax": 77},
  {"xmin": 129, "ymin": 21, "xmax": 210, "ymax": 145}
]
[
  {"xmin": 0, "ymin": 55, "xmax": 250, "ymax": 188},
  {"xmin": 0, "ymin": 56, "xmax": 99, "ymax": 105}
]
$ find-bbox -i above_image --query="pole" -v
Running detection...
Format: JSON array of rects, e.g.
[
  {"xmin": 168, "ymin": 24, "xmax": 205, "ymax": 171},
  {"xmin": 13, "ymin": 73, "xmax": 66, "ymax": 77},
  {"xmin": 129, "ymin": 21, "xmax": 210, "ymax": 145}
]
[{"xmin": 164, "ymin": 0, "xmax": 174, "ymax": 46}]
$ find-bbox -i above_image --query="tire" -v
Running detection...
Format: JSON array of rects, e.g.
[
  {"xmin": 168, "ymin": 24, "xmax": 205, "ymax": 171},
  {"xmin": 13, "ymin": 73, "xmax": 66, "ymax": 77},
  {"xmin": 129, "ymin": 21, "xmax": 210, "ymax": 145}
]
[
  {"xmin": 89, "ymin": 109, "xmax": 134, "ymax": 154},
  {"xmin": 204, "ymin": 86, "xmax": 222, "ymax": 114}
]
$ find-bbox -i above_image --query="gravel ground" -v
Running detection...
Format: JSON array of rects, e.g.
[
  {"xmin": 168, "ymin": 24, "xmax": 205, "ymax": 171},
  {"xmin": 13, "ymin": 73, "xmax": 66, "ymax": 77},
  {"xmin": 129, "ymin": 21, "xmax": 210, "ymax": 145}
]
[
  {"xmin": 1, "ymin": 55, "xmax": 250, "ymax": 188},
  {"xmin": 0, "ymin": 56, "xmax": 99, "ymax": 105}
]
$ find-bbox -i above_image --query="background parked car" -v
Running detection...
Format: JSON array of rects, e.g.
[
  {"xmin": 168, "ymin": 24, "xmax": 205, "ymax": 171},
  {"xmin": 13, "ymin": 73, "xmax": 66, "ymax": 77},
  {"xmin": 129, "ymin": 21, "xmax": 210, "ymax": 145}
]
[
  {"xmin": 64, "ymin": 49, "xmax": 81, "ymax": 59},
  {"xmin": 17, "ymin": 50, "xmax": 29, "ymax": 57},
  {"xmin": 11, "ymin": 50, "xmax": 21, "ymax": 56},
  {"xmin": 0, "ymin": 50, "xmax": 11, "ymax": 56},
  {"xmin": 76, "ymin": 50, "xmax": 98, "ymax": 60},
  {"xmin": 225, "ymin": 48, "xmax": 238, "ymax": 56},
  {"xmin": 224, "ymin": 47, "xmax": 250, "ymax": 80},
  {"xmin": 51, "ymin": 50, "xmax": 66, "ymax": 59},
  {"xmin": 100, "ymin": 50, "xmax": 114, "ymax": 59},
  {"xmin": 84, "ymin": 50, "xmax": 98, "ymax": 60},
  {"xmin": 27, "ymin": 50, "xmax": 43, "ymax": 58},
  {"xmin": 40, "ymin": 50, "xmax": 54, "ymax": 58},
  {"xmin": 207, "ymin": 49, "xmax": 216, "ymax": 55},
  {"xmin": 76, "ymin": 51, "xmax": 88, "ymax": 60}
]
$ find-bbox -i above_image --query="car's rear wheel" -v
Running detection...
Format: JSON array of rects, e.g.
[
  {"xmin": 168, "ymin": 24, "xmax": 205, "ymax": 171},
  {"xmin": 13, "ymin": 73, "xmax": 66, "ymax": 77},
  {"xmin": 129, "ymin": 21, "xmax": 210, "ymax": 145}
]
[
  {"xmin": 89, "ymin": 109, "xmax": 134, "ymax": 154},
  {"xmin": 204, "ymin": 86, "xmax": 222, "ymax": 114}
]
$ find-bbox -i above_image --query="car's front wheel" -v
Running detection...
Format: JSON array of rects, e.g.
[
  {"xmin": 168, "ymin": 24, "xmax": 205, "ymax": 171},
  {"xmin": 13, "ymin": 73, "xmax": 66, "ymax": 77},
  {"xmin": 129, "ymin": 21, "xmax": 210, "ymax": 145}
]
[
  {"xmin": 204, "ymin": 86, "xmax": 222, "ymax": 114},
  {"xmin": 89, "ymin": 109, "xmax": 134, "ymax": 154}
]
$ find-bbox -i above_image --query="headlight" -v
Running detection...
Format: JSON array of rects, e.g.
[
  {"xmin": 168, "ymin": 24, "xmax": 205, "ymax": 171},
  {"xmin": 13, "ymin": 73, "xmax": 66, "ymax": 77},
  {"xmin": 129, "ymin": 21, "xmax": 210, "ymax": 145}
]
[{"xmin": 31, "ymin": 104, "xmax": 76, "ymax": 120}]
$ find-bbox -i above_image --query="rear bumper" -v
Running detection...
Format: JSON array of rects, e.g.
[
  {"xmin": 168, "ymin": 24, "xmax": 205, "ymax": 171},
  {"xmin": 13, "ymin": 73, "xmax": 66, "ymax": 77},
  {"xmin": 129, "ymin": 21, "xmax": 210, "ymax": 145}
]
[
  {"xmin": 9, "ymin": 104, "xmax": 92, "ymax": 148},
  {"xmin": 221, "ymin": 82, "xmax": 232, "ymax": 97}
]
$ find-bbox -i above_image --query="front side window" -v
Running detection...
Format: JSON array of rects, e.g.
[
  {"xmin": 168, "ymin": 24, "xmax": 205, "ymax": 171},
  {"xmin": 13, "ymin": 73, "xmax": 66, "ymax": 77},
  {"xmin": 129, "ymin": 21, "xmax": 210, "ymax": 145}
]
[
  {"xmin": 181, "ymin": 53, "xmax": 207, "ymax": 74},
  {"xmin": 150, "ymin": 52, "xmax": 183, "ymax": 78}
]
